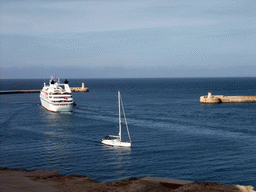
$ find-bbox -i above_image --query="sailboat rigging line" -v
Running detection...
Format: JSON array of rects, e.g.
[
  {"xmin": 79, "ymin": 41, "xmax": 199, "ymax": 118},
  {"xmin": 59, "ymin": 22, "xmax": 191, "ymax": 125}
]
[
  {"xmin": 119, "ymin": 91, "xmax": 121, "ymax": 141},
  {"xmin": 120, "ymin": 95, "xmax": 132, "ymax": 143}
]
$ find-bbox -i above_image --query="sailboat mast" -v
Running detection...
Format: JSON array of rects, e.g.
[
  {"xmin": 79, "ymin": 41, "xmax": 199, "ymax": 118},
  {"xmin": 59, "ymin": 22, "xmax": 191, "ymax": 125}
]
[{"xmin": 118, "ymin": 91, "xmax": 121, "ymax": 140}]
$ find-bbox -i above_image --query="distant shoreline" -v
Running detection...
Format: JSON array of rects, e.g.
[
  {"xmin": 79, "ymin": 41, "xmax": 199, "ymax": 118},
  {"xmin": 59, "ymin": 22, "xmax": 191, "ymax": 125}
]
[{"xmin": 1, "ymin": 77, "xmax": 256, "ymax": 80}]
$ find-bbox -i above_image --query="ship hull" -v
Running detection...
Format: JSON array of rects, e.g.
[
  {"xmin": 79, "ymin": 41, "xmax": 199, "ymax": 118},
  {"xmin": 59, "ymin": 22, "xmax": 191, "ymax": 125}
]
[{"xmin": 40, "ymin": 97, "xmax": 73, "ymax": 112}]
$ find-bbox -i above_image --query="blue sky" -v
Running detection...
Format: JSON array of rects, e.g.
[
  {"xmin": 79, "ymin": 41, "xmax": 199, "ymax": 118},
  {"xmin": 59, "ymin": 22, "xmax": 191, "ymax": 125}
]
[{"xmin": 1, "ymin": 0, "xmax": 255, "ymax": 79}]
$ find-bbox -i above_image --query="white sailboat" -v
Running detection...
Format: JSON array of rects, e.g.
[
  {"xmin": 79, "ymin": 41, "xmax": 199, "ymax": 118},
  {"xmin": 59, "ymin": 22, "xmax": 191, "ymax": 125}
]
[{"xmin": 102, "ymin": 91, "xmax": 131, "ymax": 147}]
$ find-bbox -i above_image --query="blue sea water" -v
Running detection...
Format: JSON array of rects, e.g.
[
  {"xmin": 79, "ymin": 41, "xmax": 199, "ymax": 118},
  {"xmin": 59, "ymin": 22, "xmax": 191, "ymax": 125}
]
[{"xmin": 0, "ymin": 78, "xmax": 256, "ymax": 186}]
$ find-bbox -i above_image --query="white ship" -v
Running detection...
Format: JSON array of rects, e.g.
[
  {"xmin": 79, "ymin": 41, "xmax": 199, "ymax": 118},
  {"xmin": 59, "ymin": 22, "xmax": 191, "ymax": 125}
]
[{"xmin": 40, "ymin": 77, "xmax": 74, "ymax": 112}]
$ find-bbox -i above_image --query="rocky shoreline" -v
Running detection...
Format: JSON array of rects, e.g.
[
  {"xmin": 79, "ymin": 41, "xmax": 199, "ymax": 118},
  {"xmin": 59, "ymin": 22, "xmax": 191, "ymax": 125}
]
[{"xmin": 0, "ymin": 167, "xmax": 254, "ymax": 192}]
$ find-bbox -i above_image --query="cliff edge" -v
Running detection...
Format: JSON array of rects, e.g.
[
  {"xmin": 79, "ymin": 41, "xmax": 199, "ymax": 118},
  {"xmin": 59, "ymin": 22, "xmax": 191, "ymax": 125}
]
[{"xmin": 0, "ymin": 167, "xmax": 254, "ymax": 192}]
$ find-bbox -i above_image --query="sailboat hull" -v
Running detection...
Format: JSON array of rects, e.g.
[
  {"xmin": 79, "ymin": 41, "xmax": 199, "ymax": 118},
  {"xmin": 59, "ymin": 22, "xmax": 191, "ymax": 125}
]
[{"xmin": 102, "ymin": 139, "xmax": 131, "ymax": 147}]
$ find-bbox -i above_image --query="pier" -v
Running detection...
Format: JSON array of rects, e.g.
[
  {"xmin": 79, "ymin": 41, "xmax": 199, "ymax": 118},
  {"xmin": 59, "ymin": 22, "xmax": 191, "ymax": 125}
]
[
  {"xmin": 0, "ymin": 83, "xmax": 89, "ymax": 95},
  {"xmin": 200, "ymin": 92, "xmax": 256, "ymax": 104}
]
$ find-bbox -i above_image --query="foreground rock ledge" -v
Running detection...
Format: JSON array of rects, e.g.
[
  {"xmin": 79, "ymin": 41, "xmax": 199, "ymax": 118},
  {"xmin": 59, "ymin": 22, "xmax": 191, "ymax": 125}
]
[{"xmin": 0, "ymin": 167, "xmax": 254, "ymax": 192}]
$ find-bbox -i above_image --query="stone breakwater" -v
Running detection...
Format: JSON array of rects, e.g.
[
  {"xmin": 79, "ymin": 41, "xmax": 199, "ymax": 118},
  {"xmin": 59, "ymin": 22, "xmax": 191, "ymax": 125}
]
[
  {"xmin": 200, "ymin": 92, "xmax": 256, "ymax": 104},
  {"xmin": 0, "ymin": 83, "xmax": 89, "ymax": 94}
]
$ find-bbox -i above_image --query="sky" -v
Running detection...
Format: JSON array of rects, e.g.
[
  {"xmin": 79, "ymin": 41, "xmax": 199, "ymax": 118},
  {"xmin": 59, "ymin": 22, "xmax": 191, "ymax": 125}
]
[{"xmin": 0, "ymin": 0, "xmax": 255, "ymax": 79}]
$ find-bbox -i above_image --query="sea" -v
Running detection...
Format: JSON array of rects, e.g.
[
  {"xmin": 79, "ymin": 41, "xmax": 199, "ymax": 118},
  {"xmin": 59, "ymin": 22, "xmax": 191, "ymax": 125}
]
[{"xmin": 0, "ymin": 77, "xmax": 256, "ymax": 187}]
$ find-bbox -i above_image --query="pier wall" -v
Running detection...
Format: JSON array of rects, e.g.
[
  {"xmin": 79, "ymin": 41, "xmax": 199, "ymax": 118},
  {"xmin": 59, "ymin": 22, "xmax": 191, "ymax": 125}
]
[
  {"xmin": 200, "ymin": 92, "xmax": 256, "ymax": 104},
  {"xmin": 0, "ymin": 83, "xmax": 89, "ymax": 94},
  {"xmin": 0, "ymin": 90, "xmax": 40, "ymax": 94}
]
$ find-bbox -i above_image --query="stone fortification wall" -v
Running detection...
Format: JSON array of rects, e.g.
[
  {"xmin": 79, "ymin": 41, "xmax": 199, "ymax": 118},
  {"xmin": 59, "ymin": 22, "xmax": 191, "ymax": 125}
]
[
  {"xmin": 70, "ymin": 87, "xmax": 89, "ymax": 92},
  {"xmin": 200, "ymin": 92, "xmax": 256, "ymax": 104},
  {"xmin": 70, "ymin": 82, "xmax": 89, "ymax": 92}
]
